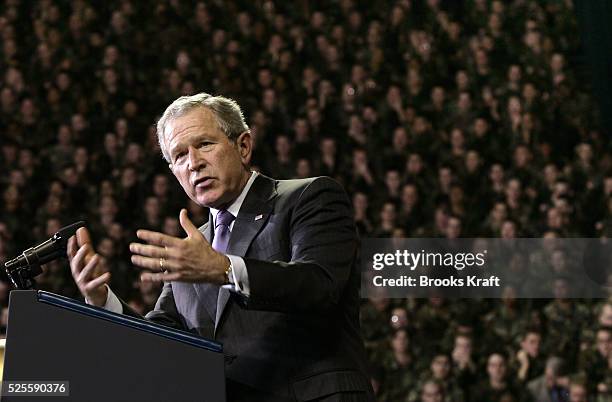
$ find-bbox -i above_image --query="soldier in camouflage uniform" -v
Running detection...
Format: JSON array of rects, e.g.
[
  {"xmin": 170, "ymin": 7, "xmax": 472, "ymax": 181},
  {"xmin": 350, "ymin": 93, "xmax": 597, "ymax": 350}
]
[
  {"xmin": 415, "ymin": 297, "xmax": 452, "ymax": 360},
  {"xmin": 451, "ymin": 334, "xmax": 478, "ymax": 400},
  {"xmin": 378, "ymin": 328, "xmax": 417, "ymax": 402},
  {"xmin": 512, "ymin": 329, "xmax": 546, "ymax": 384},
  {"xmin": 470, "ymin": 353, "xmax": 532, "ymax": 402},
  {"xmin": 569, "ymin": 380, "xmax": 589, "ymax": 402},
  {"xmin": 407, "ymin": 353, "xmax": 464, "ymax": 402},
  {"xmin": 578, "ymin": 327, "xmax": 612, "ymax": 398},
  {"xmin": 543, "ymin": 283, "xmax": 590, "ymax": 369},
  {"xmin": 361, "ymin": 289, "xmax": 393, "ymax": 364},
  {"xmin": 483, "ymin": 296, "xmax": 529, "ymax": 359},
  {"xmin": 580, "ymin": 301, "xmax": 612, "ymax": 352},
  {"xmin": 415, "ymin": 380, "xmax": 444, "ymax": 402}
]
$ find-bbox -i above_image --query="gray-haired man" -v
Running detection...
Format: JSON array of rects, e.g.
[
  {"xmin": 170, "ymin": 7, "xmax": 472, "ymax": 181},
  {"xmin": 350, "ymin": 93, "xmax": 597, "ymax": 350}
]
[{"xmin": 68, "ymin": 93, "xmax": 374, "ymax": 402}]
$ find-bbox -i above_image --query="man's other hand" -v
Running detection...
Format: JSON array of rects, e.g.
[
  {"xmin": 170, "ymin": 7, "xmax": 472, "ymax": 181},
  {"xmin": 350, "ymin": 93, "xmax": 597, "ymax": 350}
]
[
  {"xmin": 67, "ymin": 227, "xmax": 110, "ymax": 307},
  {"xmin": 130, "ymin": 209, "xmax": 230, "ymax": 284}
]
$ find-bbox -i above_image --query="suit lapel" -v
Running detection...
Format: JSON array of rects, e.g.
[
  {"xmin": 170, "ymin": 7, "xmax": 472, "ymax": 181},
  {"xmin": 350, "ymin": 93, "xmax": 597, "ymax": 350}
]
[
  {"xmin": 215, "ymin": 175, "xmax": 278, "ymax": 330},
  {"xmin": 194, "ymin": 215, "xmax": 218, "ymax": 324}
]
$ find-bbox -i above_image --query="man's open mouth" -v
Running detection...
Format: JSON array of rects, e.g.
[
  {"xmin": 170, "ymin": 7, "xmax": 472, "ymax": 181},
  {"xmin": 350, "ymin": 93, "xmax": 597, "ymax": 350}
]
[{"xmin": 193, "ymin": 177, "xmax": 213, "ymax": 188}]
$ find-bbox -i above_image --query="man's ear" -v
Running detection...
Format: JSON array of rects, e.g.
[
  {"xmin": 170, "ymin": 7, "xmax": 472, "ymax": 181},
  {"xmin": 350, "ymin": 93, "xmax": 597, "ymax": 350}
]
[{"xmin": 236, "ymin": 131, "xmax": 253, "ymax": 166}]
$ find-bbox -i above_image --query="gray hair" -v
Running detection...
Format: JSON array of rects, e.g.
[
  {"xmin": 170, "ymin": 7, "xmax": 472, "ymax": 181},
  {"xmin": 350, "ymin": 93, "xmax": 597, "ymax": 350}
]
[
  {"xmin": 545, "ymin": 356, "xmax": 564, "ymax": 375},
  {"xmin": 156, "ymin": 92, "xmax": 249, "ymax": 162}
]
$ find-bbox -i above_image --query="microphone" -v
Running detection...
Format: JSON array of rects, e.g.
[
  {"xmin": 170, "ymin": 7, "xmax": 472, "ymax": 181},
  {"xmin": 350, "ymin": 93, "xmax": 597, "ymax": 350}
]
[{"xmin": 4, "ymin": 221, "xmax": 85, "ymax": 289}]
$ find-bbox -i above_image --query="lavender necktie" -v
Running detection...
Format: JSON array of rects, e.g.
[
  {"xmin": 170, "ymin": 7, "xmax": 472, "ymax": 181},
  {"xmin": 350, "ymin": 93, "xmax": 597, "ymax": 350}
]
[
  {"xmin": 209, "ymin": 209, "xmax": 235, "ymax": 318},
  {"xmin": 212, "ymin": 209, "xmax": 235, "ymax": 253}
]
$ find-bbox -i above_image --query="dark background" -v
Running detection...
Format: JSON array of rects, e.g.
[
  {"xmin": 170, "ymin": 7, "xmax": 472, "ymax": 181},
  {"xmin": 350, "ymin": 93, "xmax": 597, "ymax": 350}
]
[{"xmin": 0, "ymin": 1, "xmax": 611, "ymax": 401}]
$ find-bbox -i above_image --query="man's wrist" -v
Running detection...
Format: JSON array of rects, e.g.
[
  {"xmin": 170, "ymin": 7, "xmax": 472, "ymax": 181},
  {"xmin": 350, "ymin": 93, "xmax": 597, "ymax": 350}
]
[
  {"xmin": 222, "ymin": 255, "xmax": 232, "ymax": 284},
  {"xmin": 86, "ymin": 285, "xmax": 109, "ymax": 307}
]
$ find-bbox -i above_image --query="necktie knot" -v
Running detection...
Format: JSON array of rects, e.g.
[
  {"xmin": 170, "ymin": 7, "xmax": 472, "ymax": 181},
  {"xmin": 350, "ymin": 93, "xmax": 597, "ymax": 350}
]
[{"xmin": 216, "ymin": 209, "xmax": 235, "ymax": 228}]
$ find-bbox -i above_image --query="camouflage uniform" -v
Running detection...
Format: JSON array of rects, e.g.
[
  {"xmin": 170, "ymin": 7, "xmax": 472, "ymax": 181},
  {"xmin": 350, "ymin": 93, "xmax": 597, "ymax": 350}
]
[
  {"xmin": 469, "ymin": 380, "xmax": 533, "ymax": 402},
  {"xmin": 483, "ymin": 304, "xmax": 528, "ymax": 357},
  {"xmin": 415, "ymin": 302, "xmax": 452, "ymax": 359},
  {"xmin": 406, "ymin": 374, "xmax": 464, "ymax": 402},
  {"xmin": 579, "ymin": 348, "xmax": 610, "ymax": 397},
  {"xmin": 377, "ymin": 351, "xmax": 418, "ymax": 402},
  {"xmin": 544, "ymin": 300, "xmax": 590, "ymax": 369}
]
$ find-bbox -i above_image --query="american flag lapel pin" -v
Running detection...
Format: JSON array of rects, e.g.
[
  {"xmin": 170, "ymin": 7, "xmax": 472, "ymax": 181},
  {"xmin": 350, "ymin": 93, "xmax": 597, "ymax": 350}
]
[{"xmin": 255, "ymin": 214, "xmax": 263, "ymax": 221}]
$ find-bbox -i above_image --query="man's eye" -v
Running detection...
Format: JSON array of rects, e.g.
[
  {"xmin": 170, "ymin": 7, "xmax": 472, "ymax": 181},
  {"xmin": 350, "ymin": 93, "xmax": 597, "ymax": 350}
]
[
  {"xmin": 198, "ymin": 141, "xmax": 212, "ymax": 148},
  {"xmin": 174, "ymin": 152, "xmax": 186, "ymax": 162}
]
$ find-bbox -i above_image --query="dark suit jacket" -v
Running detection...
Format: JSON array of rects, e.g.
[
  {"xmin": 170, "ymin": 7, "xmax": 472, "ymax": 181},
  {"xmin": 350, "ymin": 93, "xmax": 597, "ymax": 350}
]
[{"xmin": 127, "ymin": 175, "xmax": 373, "ymax": 401}]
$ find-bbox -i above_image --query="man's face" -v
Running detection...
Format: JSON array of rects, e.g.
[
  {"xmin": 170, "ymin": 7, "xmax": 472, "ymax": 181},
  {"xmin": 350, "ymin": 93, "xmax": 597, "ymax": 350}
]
[
  {"xmin": 446, "ymin": 217, "xmax": 461, "ymax": 238},
  {"xmin": 570, "ymin": 384, "xmax": 587, "ymax": 402},
  {"xmin": 454, "ymin": 336, "xmax": 472, "ymax": 358},
  {"xmin": 431, "ymin": 355, "xmax": 450, "ymax": 379},
  {"xmin": 391, "ymin": 330, "xmax": 408, "ymax": 353},
  {"xmin": 521, "ymin": 333, "xmax": 541, "ymax": 357},
  {"xmin": 492, "ymin": 203, "xmax": 507, "ymax": 221},
  {"xmin": 487, "ymin": 354, "xmax": 506, "ymax": 382},
  {"xmin": 599, "ymin": 305, "xmax": 612, "ymax": 326},
  {"xmin": 165, "ymin": 108, "xmax": 251, "ymax": 209},
  {"xmin": 421, "ymin": 382, "xmax": 443, "ymax": 402},
  {"xmin": 596, "ymin": 330, "xmax": 612, "ymax": 358},
  {"xmin": 401, "ymin": 186, "xmax": 417, "ymax": 207}
]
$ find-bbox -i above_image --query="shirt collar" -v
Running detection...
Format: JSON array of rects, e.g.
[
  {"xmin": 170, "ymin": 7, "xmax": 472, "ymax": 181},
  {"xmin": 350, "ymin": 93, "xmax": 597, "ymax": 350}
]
[{"xmin": 210, "ymin": 171, "xmax": 258, "ymax": 224}]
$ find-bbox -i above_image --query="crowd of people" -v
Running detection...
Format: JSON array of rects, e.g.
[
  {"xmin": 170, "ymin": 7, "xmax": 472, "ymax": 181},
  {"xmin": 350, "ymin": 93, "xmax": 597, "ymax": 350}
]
[{"xmin": 0, "ymin": 0, "xmax": 610, "ymax": 401}]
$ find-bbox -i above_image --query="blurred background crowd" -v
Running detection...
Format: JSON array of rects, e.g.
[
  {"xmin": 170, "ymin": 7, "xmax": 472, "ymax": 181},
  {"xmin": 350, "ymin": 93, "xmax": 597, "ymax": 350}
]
[{"xmin": 0, "ymin": 0, "xmax": 611, "ymax": 401}]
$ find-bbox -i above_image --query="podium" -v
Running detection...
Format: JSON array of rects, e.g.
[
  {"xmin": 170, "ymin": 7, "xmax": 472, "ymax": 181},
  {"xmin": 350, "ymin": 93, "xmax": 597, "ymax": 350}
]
[{"xmin": 1, "ymin": 290, "xmax": 226, "ymax": 402}]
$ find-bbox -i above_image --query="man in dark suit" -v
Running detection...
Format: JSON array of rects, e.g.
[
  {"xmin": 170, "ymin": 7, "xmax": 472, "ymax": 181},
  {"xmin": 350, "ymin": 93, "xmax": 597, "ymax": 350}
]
[{"xmin": 68, "ymin": 93, "xmax": 374, "ymax": 402}]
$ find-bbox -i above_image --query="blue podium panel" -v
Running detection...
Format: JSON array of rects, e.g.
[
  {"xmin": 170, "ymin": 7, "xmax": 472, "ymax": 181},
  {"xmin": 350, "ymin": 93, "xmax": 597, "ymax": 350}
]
[{"xmin": 1, "ymin": 290, "xmax": 226, "ymax": 402}]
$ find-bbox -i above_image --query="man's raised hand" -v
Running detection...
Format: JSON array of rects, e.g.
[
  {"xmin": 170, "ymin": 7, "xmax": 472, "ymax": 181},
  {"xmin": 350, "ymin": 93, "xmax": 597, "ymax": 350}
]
[
  {"xmin": 130, "ymin": 209, "xmax": 230, "ymax": 284},
  {"xmin": 67, "ymin": 227, "xmax": 110, "ymax": 307}
]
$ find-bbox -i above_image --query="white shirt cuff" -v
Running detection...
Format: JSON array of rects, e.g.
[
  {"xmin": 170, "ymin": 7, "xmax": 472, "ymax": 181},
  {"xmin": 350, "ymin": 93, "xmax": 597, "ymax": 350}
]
[
  {"xmin": 226, "ymin": 255, "xmax": 250, "ymax": 296},
  {"xmin": 86, "ymin": 284, "xmax": 123, "ymax": 314}
]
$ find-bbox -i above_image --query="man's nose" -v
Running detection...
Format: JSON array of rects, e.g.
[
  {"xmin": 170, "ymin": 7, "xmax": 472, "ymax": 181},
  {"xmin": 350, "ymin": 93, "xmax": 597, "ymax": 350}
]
[{"xmin": 187, "ymin": 146, "xmax": 205, "ymax": 171}]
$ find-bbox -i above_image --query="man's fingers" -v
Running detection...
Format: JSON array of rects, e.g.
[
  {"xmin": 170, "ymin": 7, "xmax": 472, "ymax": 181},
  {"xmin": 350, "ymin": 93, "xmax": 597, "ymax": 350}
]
[
  {"xmin": 136, "ymin": 230, "xmax": 181, "ymax": 247},
  {"xmin": 140, "ymin": 272, "xmax": 181, "ymax": 283},
  {"xmin": 131, "ymin": 255, "xmax": 180, "ymax": 271},
  {"xmin": 179, "ymin": 209, "xmax": 199, "ymax": 238},
  {"xmin": 129, "ymin": 243, "xmax": 172, "ymax": 258},
  {"xmin": 84, "ymin": 272, "xmax": 111, "ymax": 292},
  {"xmin": 67, "ymin": 235, "xmax": 77, "ymax": 259},
  {"xmin": 70, "ymin": 244, "xmax": 91, "ymax": 277},
  {"xmin": 76, "ymin": 227, "xmax": 92, "ymax": 247},
  {"xmin": 77, "ymin": 254, "xmax": 100, "ymax": 284}
]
